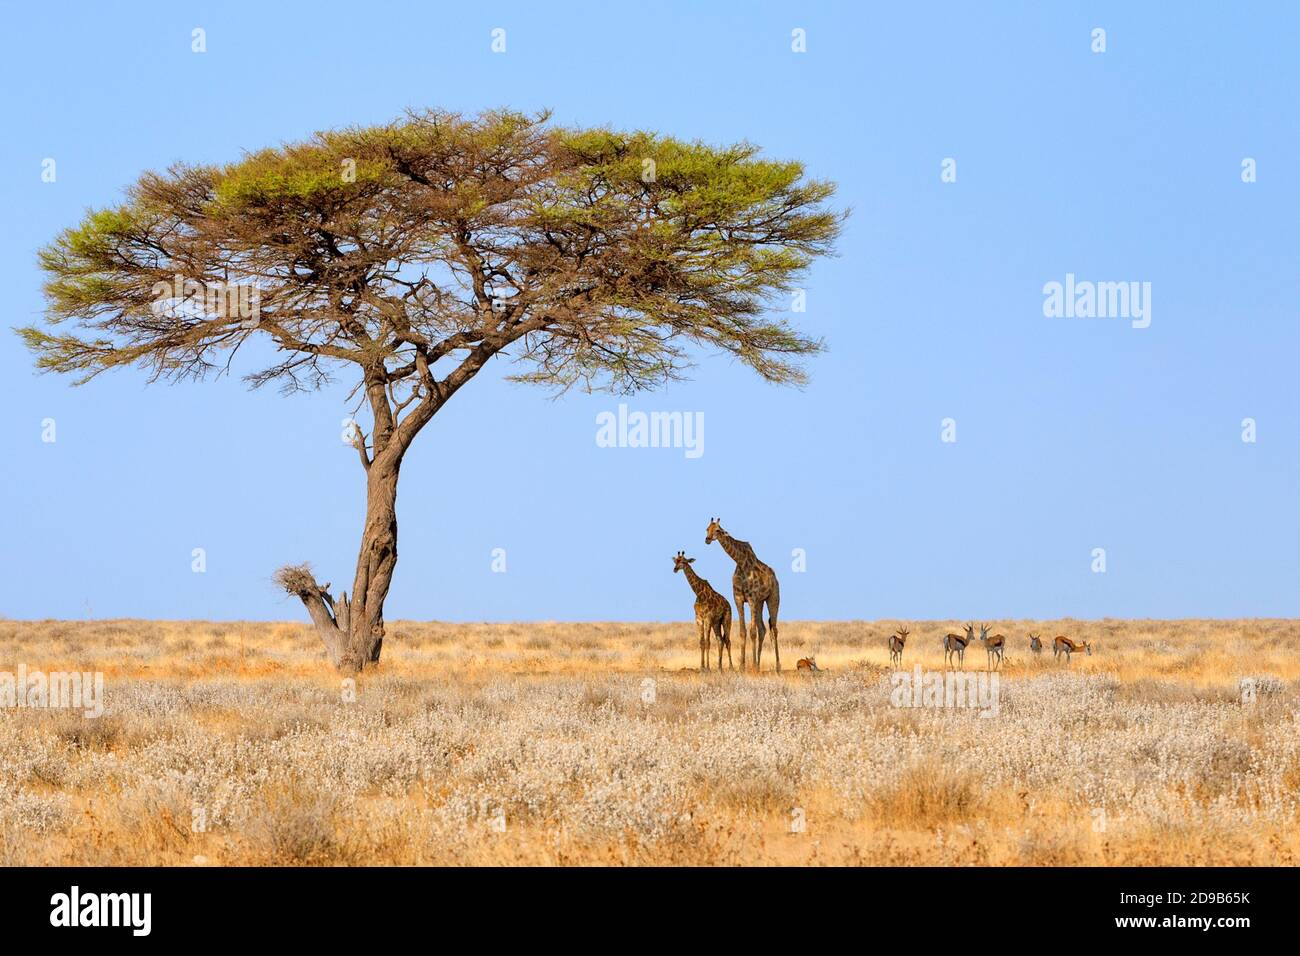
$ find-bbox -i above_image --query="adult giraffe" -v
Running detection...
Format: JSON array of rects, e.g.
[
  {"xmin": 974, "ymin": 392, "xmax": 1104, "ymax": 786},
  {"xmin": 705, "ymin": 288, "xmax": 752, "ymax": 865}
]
[{"xmin": 705, "ymin": 518, "xmax": 781, "ymax": 671}]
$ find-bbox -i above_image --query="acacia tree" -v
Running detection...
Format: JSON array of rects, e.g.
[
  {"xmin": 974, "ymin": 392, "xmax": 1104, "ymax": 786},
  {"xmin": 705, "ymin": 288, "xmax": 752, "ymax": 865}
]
[{"xmin": 23, "ymin": 109, "xmax": 842, "ymax": 672}]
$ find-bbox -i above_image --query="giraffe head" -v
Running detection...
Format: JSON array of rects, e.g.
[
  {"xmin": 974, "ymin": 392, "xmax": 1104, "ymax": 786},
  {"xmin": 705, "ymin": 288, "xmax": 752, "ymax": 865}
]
[
  {"xmin": 672, "ymin": 551, "xmax": 695, "ymax": 573},
  {"xmin": 705, "ymin": 517, "xmax": 725, "ymax": 545}
]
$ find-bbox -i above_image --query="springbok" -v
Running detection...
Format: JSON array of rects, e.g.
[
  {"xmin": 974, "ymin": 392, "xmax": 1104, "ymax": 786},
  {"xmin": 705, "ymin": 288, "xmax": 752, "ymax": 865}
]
[
  {"xmin": 1053, "ymin": 635, "xmax": 1091, "ymax": 663},
  {"xmin": 943, "ymin": 623, "xmax": 974, "ymax": 669},
  {"xmin": 979, "ymin": 623, "xmax": 1005, "ymax": 670},
  {"xmin": 796, "ymin": 656, "xmax": 822, "ymax": 672},
  {"xmin": 888, "ymin": 627, "xmax": 909, "ymax": 668},
  {"xmin": 1028, "ymin": 633, "xmax": 1043, "ymax": 656}
]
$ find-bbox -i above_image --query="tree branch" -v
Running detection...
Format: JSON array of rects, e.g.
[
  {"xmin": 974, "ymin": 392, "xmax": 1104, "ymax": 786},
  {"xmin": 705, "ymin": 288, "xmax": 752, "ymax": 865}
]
[{"xmin": 350, "ymin": 425, "xmax": 371, "ymax": 471}]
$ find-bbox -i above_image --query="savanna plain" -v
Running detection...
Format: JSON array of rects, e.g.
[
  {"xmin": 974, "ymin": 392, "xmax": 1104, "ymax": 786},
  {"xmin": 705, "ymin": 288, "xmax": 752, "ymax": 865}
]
[{"xmin": 1, "ymin": 618, "xmax": 1297, "ymax": 866}]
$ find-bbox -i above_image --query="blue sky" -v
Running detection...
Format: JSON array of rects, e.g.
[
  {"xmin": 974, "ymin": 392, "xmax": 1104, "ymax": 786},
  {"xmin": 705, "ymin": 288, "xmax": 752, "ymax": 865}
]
[{"xmin": 2, "ymin": 1, "xmax": 1297, "ymax": 622}]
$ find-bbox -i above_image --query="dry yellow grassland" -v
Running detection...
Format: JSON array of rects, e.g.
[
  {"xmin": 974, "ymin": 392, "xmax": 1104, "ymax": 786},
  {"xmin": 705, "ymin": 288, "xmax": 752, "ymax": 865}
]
[{"xmin": 1, "ymin": 618, "xmax": 1297, "ymax": 865}]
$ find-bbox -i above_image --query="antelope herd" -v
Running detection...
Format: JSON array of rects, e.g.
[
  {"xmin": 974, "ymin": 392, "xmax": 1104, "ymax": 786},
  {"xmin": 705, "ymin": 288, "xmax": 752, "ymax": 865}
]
[{"xmin": 889, "ymin": 623, "xmax": 1093, "ymax": 671}]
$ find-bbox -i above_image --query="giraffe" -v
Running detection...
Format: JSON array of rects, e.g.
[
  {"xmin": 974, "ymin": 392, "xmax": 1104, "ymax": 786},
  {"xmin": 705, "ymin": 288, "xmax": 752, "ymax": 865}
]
[
  {"xmin": 705, "ymin": 518, "xmax": 781, "ymax": 671},
  {"xmin": 673, "ymin": 551, "xmax": 733, "ymax": 670}
]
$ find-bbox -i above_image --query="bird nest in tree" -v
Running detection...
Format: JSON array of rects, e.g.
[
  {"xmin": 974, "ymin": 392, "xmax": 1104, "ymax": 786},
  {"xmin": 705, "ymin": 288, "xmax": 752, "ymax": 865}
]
[{"xmin": 274, "ymin": 563, "xmax": 321, "ymax": 597}]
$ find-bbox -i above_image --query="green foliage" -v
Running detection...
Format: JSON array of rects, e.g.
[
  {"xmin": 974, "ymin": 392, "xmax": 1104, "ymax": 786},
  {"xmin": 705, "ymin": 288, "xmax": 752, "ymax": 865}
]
[{"xmin": 19, "ymin": 108, "xmax": 844, "ymax": 396}]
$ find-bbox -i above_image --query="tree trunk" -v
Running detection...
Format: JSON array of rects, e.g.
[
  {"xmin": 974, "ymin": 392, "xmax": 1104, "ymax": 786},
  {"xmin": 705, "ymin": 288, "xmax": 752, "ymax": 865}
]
[
  {"xmin": 340, "ymin": 461, "xmax": 401, "ymax": 672},
  {"xmin": 279, "ymin": 457, "xmax": 403, "ymax": 674},
  {"xmin": 279, "ymin": 356, "xmax": 466, "ymax": 671}
]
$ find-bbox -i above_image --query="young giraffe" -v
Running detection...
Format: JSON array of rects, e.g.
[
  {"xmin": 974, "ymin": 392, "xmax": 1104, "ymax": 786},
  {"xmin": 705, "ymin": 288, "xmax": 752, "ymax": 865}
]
[
  {"xmin": 673, "ymin": 551, "xmax": 733, "ymax": 670},
  {"xmin": 705, "ymin": 518, "xmax": 781, "ymax": 671}
]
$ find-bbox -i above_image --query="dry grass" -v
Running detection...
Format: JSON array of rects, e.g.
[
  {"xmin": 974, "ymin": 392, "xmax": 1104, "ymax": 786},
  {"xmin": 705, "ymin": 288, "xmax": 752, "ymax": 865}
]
[{"xmin": 1, "ymin": 617, "xmax": 1297, "ymax": 866}]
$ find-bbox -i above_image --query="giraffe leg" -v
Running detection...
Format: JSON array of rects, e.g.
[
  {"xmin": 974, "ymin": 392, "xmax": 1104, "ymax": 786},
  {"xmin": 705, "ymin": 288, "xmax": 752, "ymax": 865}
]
[
  {"xmin": 721, "ymin": 610, "xmax": 733, "ymax": 670},
  {"xmin": 734, "ymin": 595, "xmax": 749, "ymax": 672},
  {"xmin": 699, "ymin": 620, "xmax": 708, "ymax": 671},
  {"xmin": 753, "ymin": 609, "xmax": 766, "ymax": 672},
  {"xmin": 767, "ymin": 589, "xmax": 780, "ymax": 673}
]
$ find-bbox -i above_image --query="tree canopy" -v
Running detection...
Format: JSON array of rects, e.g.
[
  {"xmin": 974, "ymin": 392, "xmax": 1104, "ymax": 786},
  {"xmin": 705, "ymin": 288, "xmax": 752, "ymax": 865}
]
[{"xmin": 25, "ymin": 109, "xmax": 841, "ymax": 422}]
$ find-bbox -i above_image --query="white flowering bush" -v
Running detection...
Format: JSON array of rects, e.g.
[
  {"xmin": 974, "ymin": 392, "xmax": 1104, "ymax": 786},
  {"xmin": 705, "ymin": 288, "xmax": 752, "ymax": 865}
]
[{"xmin": 0, "ymin": 618, "xmax": 1297, "ymax": 863}]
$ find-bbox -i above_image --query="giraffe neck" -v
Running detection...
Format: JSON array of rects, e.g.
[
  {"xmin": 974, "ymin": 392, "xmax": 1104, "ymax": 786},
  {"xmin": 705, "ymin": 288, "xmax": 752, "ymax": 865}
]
[
  {"xmin": 679, "ymin": 563, "xmax": 710, "ymax": 599},
  {"xmin": 714, "ymin": 530, "xmax": 751, "ymax": 565}
]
